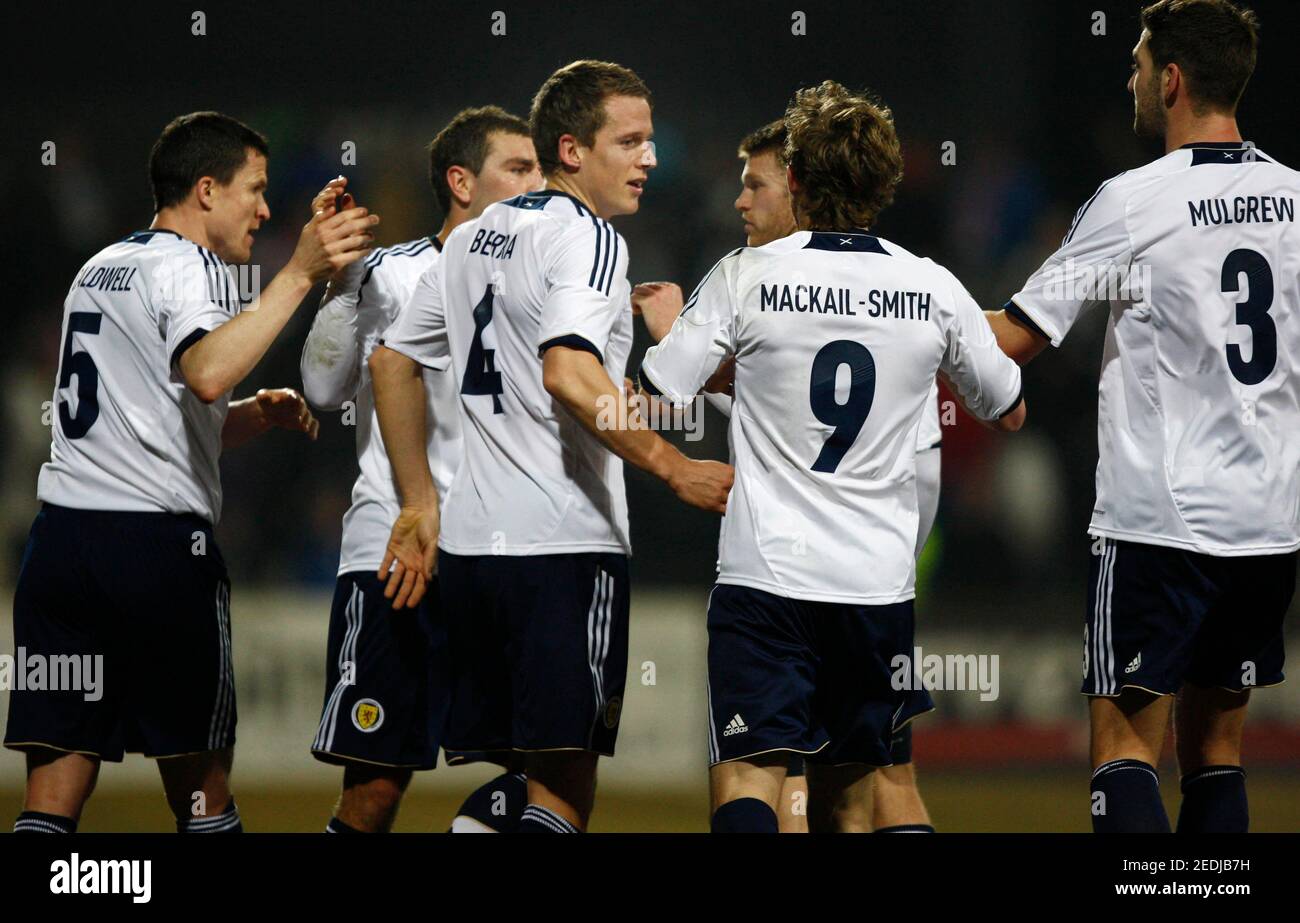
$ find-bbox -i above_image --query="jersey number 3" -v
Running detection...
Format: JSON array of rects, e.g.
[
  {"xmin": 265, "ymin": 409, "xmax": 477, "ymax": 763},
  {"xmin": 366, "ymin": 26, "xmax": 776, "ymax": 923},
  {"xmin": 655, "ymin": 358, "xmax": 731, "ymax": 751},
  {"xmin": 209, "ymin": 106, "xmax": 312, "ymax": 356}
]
[
  {"xmin": 810, "ymin": 340, "xmax": 875, "ymax": 473},
  {"xmin": 1222, "ymin": 248, "xmax": 1276, "ymax": 386},
  {"xmin": 462, "ymin": 285, "xmax": 504, "ymax": 414},
  {"xmin": 58, "ymin": 311, "xmax": 102, "ymax": 439}
]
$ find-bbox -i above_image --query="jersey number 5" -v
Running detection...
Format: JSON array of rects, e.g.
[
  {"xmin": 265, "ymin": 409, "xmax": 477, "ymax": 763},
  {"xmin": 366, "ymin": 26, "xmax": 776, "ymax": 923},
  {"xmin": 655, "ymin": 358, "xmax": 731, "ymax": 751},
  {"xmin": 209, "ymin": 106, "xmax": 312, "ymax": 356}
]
[
  {"xmin": 58, "ymin": 311, "xmax": 102, "ymax": 439},
  {"xmin": 462, "ymin": 285, "xmax": 504, "ymax": 414},
  {"xmin": 1222, "ymin": 248, "xmax": 1276, "ymax": 386},
  {"xmin": 810, "ymin": 340, "xmax": 875, "ymax": 473}
]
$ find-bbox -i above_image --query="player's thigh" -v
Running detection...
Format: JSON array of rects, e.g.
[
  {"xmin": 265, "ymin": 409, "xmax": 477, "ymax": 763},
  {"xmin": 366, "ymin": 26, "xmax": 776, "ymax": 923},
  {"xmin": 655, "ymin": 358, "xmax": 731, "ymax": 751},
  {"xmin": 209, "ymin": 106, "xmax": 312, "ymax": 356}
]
[
  {"xmin": 1089, "ymin": 689, "xmax": 1172, "ymax": 767},
  {"xmin": 805, "ymin": 762, "xmax": 875, "ymax": 833},
  {"xmin": 4, "ymin": 505, "xmax": 125, "ymax": 762},
  {"xmin": 1174, "ymin": 684, "xmax": 1250, "ymax": 771},
  {"xmin": 709, "ymin": 752, "xmax": 787, "ymax": 812},
  {"xmin": 706, "ymin": 584, "xmax": 823, "ymax": 768}
]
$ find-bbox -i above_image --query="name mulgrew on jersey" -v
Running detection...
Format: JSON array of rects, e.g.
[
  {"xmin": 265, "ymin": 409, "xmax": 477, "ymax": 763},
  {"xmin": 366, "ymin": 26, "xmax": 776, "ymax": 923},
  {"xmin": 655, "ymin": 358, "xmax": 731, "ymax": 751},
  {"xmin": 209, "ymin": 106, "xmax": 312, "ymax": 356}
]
[
  {"xmin": 759, "ymin": 283, "xmax": 932, "ymax": 320},
  {"xmin": 1188, "ymin": 195, "xmax": 1295, "ymax": 227}
]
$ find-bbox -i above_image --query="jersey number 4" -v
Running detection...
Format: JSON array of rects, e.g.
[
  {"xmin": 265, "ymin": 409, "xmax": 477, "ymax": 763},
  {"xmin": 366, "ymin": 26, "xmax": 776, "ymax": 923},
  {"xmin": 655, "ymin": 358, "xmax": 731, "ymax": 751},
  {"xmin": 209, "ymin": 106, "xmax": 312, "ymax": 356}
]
[
  {"xmin": 58, "ymin": 311, "xmax": 102, "ymax": 439},
  {"xmin": 462, "ymin": 285, "xmax": 504, "ymax": 414},
  {"xmin": 810, "ymin": 340, "xmax": 875, "ymax": 473},
  {"xmin": 1222, "ymin": 248, "xmax": 1277, "ymax": 386}
]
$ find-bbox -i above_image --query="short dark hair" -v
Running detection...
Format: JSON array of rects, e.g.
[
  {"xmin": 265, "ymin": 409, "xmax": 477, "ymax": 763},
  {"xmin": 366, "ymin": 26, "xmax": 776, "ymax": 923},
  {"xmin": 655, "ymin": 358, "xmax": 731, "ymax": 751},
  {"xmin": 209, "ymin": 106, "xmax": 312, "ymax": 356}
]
[
  {"xmin": 1141, "ymin": 0, "xmax": 1260, "ymax": 113},
  {"xmin": 738, "ymin": 120, "xmax": 788, "ymax": 163},
  {"xmin": 149, "ymin": 111, "xmax": 268, "ymax": 212},
  {"xmin": 529, "ymin": 60, "xmax": 652, "ymax": 175},
  {"xmin": 427, "ymin": 105, "xmax": 531, "ymax": 215},
  {"xmin": 783, "ymin": 81, "xmax": 903, "ymax": 232}
]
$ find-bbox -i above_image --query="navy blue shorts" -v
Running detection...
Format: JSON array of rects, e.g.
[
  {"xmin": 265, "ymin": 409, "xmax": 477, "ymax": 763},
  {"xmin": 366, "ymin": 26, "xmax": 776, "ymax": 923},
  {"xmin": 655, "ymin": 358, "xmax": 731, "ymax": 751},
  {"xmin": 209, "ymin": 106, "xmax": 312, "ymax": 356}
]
[
  {"xmin": 439, "ymin": 551, "xmax": 629, "ymax": 756},
  {"xmin": 311, "ymin": 572, "xmax": 449, "ymax": 770},
  {"xmin": 1084, "ymin": 537, "xmax": 1295, "ymax": 696},
  {"xmin": 4, "ymin": 503, "xmax": 236, "ymax": 761},
  {"xmin": 706, "ymin": 584, "xmax": 933, "ymax": 768}
]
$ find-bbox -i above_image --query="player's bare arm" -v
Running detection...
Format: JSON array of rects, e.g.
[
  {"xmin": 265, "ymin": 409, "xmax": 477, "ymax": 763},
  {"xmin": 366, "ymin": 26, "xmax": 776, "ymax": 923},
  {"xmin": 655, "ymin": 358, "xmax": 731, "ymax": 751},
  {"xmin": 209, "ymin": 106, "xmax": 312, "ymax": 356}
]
[
  {"xmin": 221, "ymin": 387, "xmax": 320, "ymax": 449},
  {"xmin": 178, "ymin": 184, "xmax": 379, "ymax": 402},
  {"xmin": 985, "ymin": 307, "xmax": 1050, "ymax": 366},
  {"xmin": 542, "ymin": 345, "xmax": 733, "ymax": 514},
  {"xmin": 631, "ymin": 281, "xmax": 684, "ymax": 343},
  {"xmin": 368, "ymin": 343, "xmax": 439, "ymax": 608}
]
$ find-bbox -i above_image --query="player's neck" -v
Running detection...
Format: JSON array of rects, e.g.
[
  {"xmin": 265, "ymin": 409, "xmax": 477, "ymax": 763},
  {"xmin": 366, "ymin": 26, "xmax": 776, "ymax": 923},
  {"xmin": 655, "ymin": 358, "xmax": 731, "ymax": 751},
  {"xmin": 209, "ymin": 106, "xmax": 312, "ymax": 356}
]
[
  {"xmin": 437, "ymin": 206, "xmax": 472, "ymax": 246},
  {"xmin": 150, "ymin": 209, "xmax": 215, "ymax": 252},
  {"xmin": 1163, "ymin": 111, "xmax": 1242, "ymax": 154},
  {"xmin": 544, "ymin": 174, "xmax": 599, "ymax": 217}
]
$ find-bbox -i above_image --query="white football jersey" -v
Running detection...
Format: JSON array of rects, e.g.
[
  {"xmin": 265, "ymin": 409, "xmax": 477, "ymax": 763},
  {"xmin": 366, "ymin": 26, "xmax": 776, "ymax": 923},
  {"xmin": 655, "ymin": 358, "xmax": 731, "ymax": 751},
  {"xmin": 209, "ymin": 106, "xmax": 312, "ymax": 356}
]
[
  {"xmin": 300, "ymin": 237, "xmax": 462, "ymax": 576},
  {"xmin": 382, "ymin": 189, "xmax": 634, "ymax": 556},
  {"xmin": 1009, "ymin": 142, "xmax": 1300, "ymax": 556},
  {"xmin": 640, "ymin": 230, "xmax": 1022, "ymax": 604},
  {"xmin": 37, "ymin": 228, "xmax": 242, "ymax": 523}
]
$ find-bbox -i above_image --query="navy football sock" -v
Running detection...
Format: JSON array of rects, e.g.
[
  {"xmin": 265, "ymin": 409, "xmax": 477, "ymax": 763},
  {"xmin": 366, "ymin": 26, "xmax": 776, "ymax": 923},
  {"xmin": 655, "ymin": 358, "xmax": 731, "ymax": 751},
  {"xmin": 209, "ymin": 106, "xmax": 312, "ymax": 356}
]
[
  {"xmin": 326, "ymin": 816, "xmax": 363, "ymax": 834},
  {"xmin": 1090, "ymin": 759, "xmax": 1170, "ymax": 832},
  {"xmin": 875, "ymin": 824, "xmax": 935, "ymax": 833},
  {"xmin": 518, "ymin": 804, "xmax": 581, "ymax": 833},
  {"xmin": 450, "ymin": 772, "xmax": 528, "ymax": 833},
  {"xmin": 711, "ymin": 797, "xmax": 778, "ymax": 833},
  {"xmin": 14, "ymin": 811, "xmax": 77, "ymax": 834},
  {"xmin": 1177, "ymin": 765, "xmax": 1247, "ymax": 833},
  {"xmin": 177, "ymin": 799, "xmax": 242, "ymax": 833}
]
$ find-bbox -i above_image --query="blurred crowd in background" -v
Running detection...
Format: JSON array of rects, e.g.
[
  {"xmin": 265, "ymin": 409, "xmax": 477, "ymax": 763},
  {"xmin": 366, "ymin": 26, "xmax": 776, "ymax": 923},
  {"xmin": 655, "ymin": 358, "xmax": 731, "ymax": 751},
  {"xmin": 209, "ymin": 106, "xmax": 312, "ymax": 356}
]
[{"xmin": 3, "ymin": 0, "xmax": 1298, "ymax": 629}]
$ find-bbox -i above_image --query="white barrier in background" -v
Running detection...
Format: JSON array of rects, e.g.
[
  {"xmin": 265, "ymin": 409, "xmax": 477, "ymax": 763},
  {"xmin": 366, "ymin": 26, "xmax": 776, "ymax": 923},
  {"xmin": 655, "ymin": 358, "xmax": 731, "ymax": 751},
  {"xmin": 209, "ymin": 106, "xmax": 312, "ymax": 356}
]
[{"xmin": 1, "ymin": 588, "xmax": 1297, "ymax": 789}]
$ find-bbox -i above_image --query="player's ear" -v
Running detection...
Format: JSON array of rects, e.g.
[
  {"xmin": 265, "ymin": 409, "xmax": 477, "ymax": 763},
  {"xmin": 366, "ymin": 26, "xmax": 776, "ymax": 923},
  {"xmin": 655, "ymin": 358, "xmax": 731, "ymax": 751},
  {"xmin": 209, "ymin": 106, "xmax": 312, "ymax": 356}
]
[
  {"xmin": 1162, "ymin": 62, "xmax": 1181, "ymax": 108},
  {"xmin": 445, "ymin": 165, "xmax": 474, "ymax": 211},
  {"xmin": 556, "ymin": 133, "xmax": 583, "ymax": 172},
  {"xmin": 195, "ymin": 176, "xmax": 217, "ymax": 211}
]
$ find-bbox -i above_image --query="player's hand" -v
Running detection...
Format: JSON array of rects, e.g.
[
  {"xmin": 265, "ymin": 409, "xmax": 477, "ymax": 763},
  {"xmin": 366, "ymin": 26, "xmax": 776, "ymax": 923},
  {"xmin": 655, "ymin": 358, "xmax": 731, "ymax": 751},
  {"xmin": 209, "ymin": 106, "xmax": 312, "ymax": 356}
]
[
  {"xmin": 631, "ymin": 282, "xmax": 684, "ymax": 343},
  {"xmin": 255, "ymin": 388, "xmax": 319, "ymax": 440},
  {"xmin": 703, "ymin": 355, "xmax": 736, "ymax": 396},
  {"xmin": 290, "ymin": 182, "xmax": 380, "ymax": 285},
  {"xmin": 378, "ymin": 504, "xmax": 439, "ymax": 609},
  {"xmin": 310, "ymin": 176, "xmax": 354, "ymax": 216},
  {"xmin": 668, "ymin": 458, "xmax": 733, "ymax": 514}
]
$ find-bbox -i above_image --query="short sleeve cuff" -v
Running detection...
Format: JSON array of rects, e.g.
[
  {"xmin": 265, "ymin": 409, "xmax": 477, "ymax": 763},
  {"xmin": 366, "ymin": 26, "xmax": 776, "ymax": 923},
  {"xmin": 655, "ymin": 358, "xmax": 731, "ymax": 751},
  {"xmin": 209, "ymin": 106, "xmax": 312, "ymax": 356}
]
[{"xmin": 539, "ymin": 334, "xmax": 603, "ymax": 365}]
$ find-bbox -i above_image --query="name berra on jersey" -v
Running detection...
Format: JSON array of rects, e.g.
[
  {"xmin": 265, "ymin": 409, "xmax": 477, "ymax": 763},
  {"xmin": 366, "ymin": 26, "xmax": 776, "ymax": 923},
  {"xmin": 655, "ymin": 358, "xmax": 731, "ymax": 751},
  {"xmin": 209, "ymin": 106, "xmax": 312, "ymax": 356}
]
[
  {"xmin": 468, "ymin": 228, "xmax": 518, "ymax": 260},
  {"xmin": 760, "ymin": 283, "xmax": 931, "ymax": 320}
]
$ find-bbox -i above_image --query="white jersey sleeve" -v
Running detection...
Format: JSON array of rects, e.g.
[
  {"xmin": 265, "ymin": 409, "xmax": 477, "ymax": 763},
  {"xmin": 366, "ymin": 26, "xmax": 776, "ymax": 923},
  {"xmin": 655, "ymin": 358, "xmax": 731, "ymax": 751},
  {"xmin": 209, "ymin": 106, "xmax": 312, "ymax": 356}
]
[
  {"xmin": 380, "ymin": 257, "xmax": 452, "ymax": 372},
  {"xmin": 300, "ymin": 283, "xmax": 362, "ymax": 411},
  {"xmin": 1008, "ymin": 175, "xmax": 1133, "ymax": 346},
  {"xmin": 638, "ymin": 253, "xmax": 738, "ymax": 403},
  {"xmin": 538, "ymin": 218, "xmax": 629, "ymax": 360},
  {"xmin": 153, "ymin": 244, "xmax": 242, "ymax": 384},
  {"xmin": 937, "ymin": 265, "xmax": 1024, "ymax": 420}
]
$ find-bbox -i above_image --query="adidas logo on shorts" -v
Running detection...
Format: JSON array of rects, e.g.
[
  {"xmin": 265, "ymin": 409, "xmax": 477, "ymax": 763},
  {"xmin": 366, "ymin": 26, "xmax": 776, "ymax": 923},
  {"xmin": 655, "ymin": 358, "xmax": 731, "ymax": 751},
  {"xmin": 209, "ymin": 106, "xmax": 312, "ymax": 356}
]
[
  {"xmin": 722, "ymin": 713, "xmax": 749, "ymax": 736},
  {"xmin": 1124, "ymin": 652, "xmax": 1142, "ymax": 674}
]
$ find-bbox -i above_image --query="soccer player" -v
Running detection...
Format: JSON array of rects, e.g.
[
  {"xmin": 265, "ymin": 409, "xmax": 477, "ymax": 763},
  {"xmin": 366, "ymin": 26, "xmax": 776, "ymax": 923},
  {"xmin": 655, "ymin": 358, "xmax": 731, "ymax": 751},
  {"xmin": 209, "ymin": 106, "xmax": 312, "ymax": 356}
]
[
  {"xmin": 634, "ymin": 118, "xmax": 939, "ymax": 834},
  {"xmin": 4, "ymin": 111, "xmax": 377, "ymax": 833},
  {"xmin": 986, "ymin": 0, "xmax": 1298, "ymax": 833},
  {"xmin": 639, "ymin": 81, "xmax": 1025, "ymax": 833},
  {"xmin": 370, "ymin": 60, "xmax": 733, "ymax": 833},
  {"xmin": 301, "ymin": 107, "xmax": 541, "ymax": 834}
]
